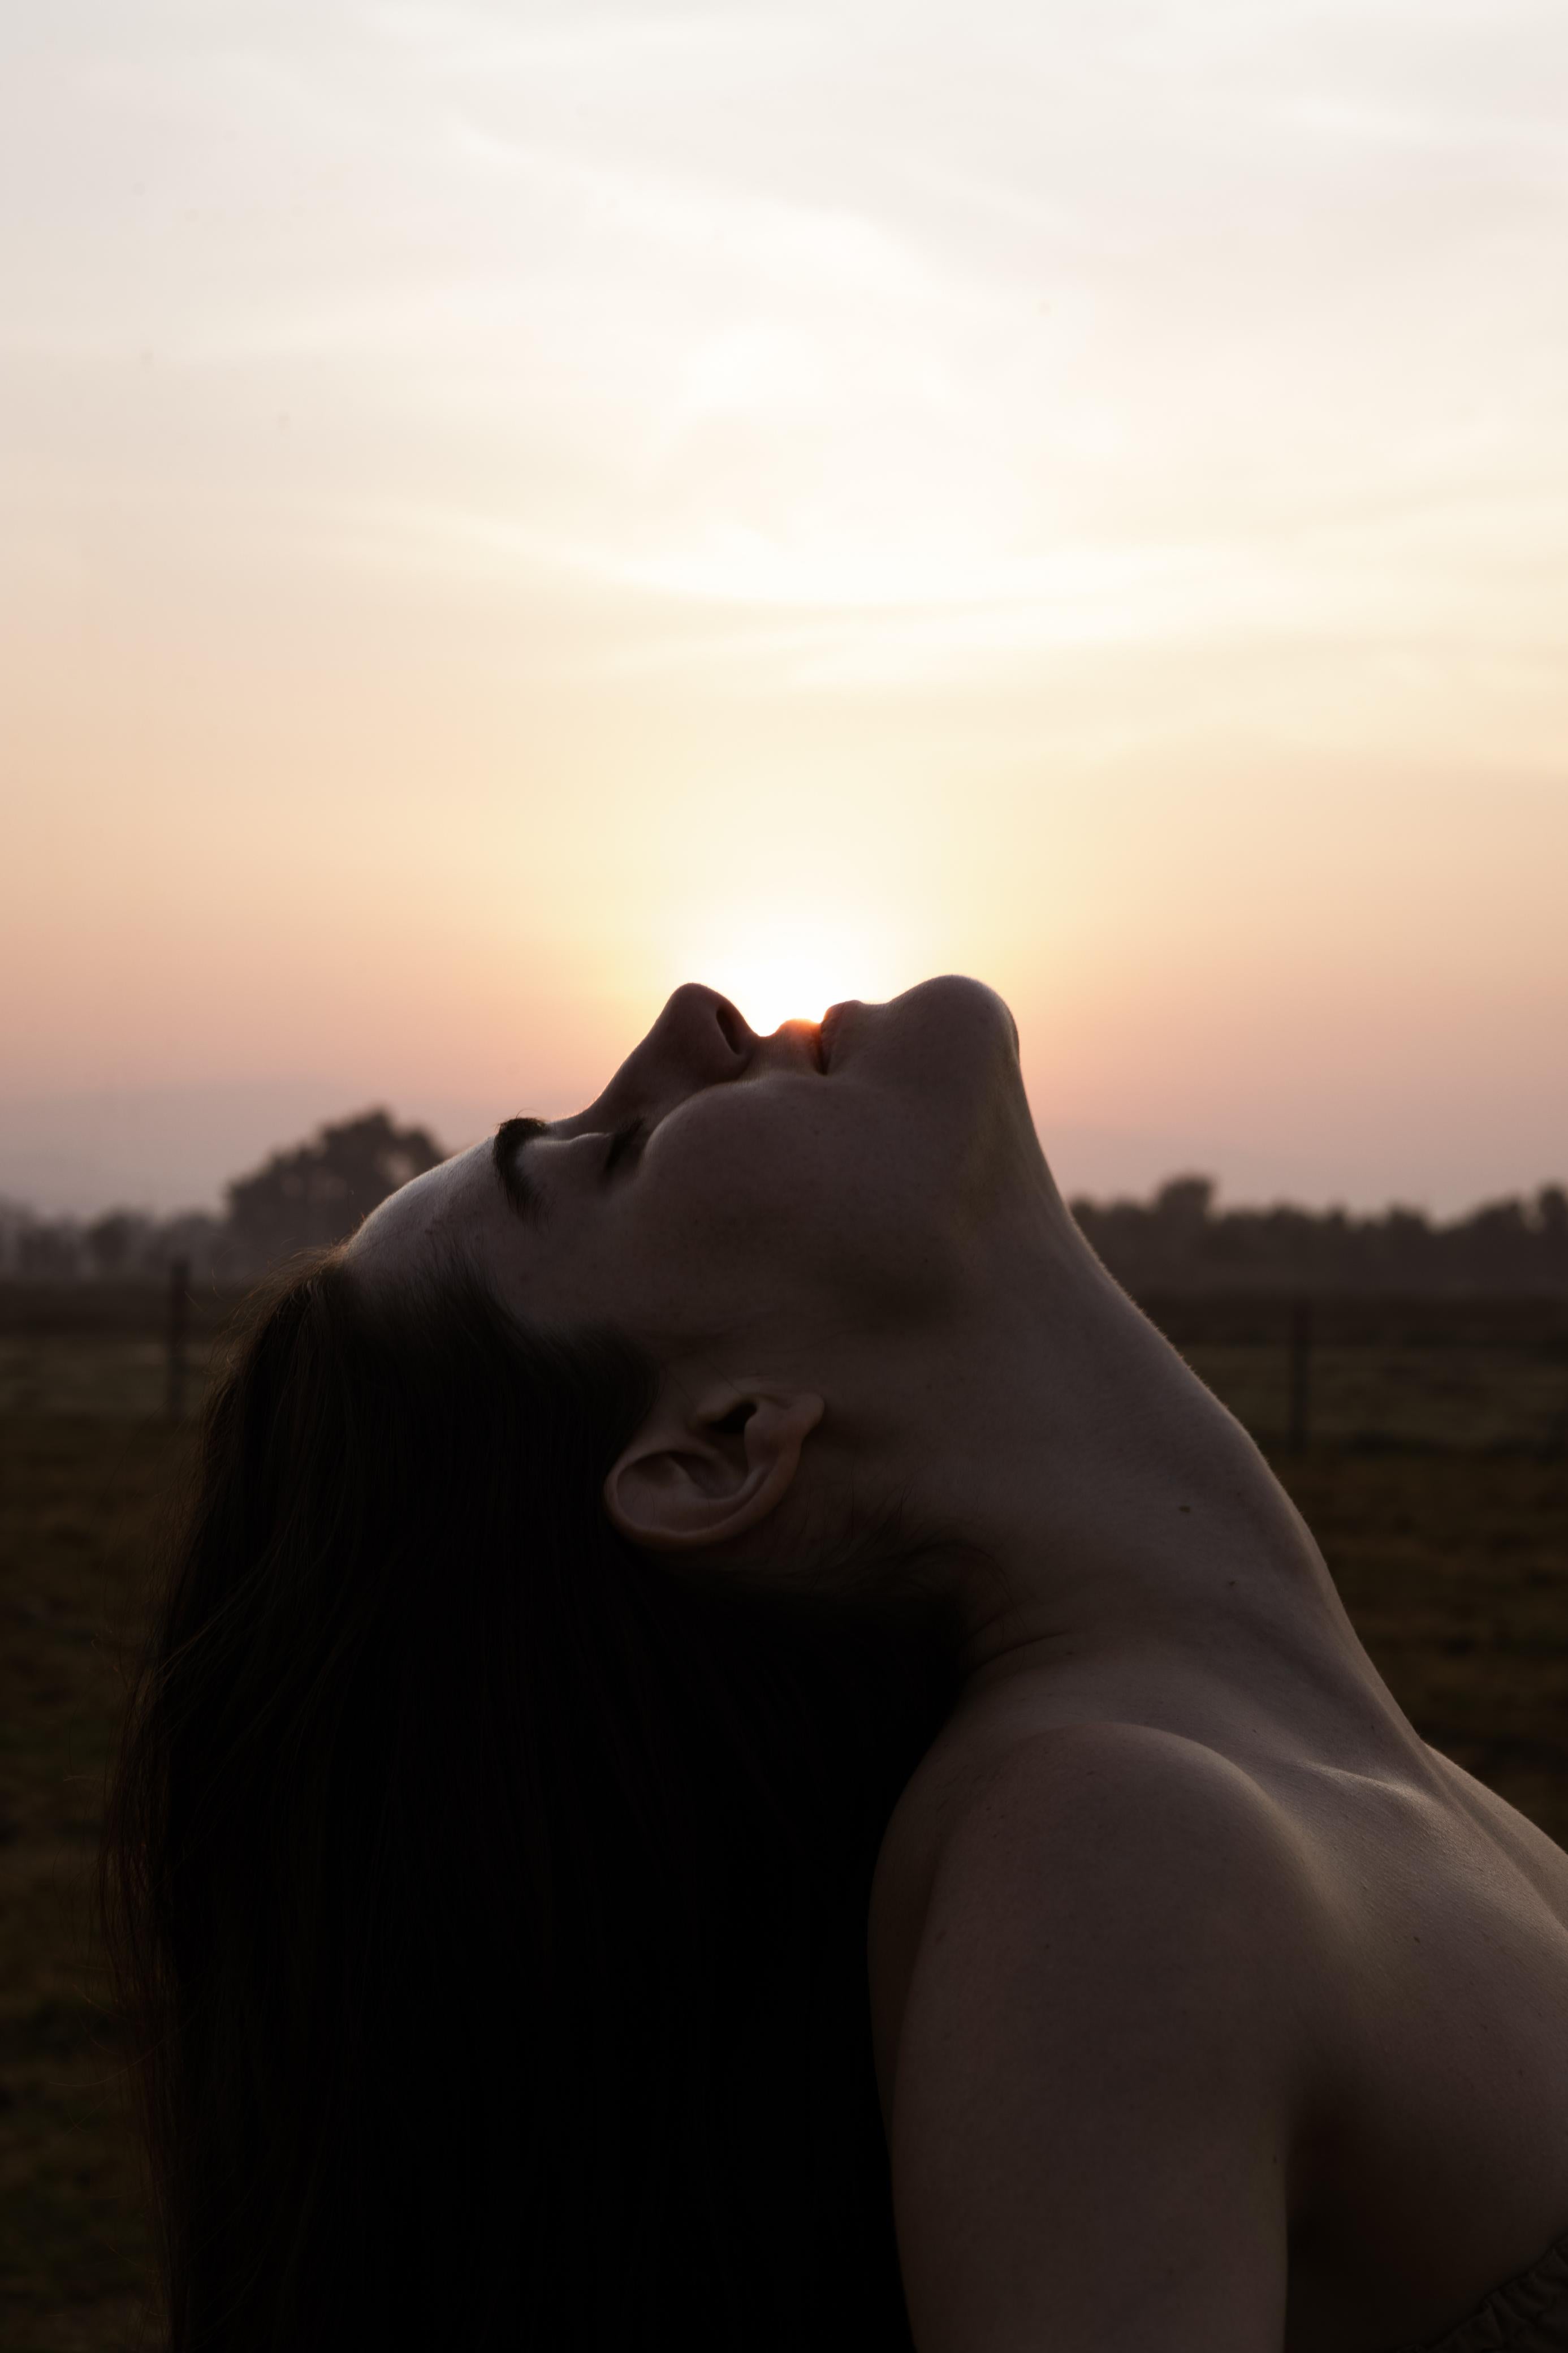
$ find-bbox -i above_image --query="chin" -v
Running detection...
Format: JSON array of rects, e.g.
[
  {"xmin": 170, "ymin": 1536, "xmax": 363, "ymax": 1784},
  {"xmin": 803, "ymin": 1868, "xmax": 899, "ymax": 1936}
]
[
  {"xmin": 892, "ymin": 974, "xmax": 1017, "ymax": 1038},
  {"xmin": 827, "ymin": 976, "xmax": 1021, "ymax": 1111},
  {"xmin": 878, "ymin": 975, "xmax": 1020, "ymax": 1068}
]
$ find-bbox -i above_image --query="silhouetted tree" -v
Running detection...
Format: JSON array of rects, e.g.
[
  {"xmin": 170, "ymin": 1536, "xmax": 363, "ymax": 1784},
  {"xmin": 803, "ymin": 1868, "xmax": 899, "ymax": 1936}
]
[
  {"xmin": 225, "ymin": 1110, "xmax": 446, "ymax": 1266},
  {"xmin": 1069, "ymin": 1178, "xmax": 1568, "ymax": 1296},
  {"xmin": 86, "ymin": 1212, "xmax": 148, "ymax": 1277},
  {"xmin": 1154, "ymin": 1176, "xmax": 1216, "ymax": 1231},
  {"xmin": 16, "ymin": 1223, "xmax": 82, "ymax": 1279}
]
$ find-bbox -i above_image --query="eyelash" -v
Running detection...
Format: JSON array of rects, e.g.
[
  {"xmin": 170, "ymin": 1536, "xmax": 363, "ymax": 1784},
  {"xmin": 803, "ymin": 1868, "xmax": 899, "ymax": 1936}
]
[{"xmin": 603, "ymin": 1117, "xmax": 646, "ymax": 1175}]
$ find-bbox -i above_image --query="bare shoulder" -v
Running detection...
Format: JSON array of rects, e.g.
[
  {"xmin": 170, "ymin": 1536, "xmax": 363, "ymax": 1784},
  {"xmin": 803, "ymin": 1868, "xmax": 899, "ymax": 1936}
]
[
  {"xmin": 871, "ymin": 1718, "xmax": 1328, "ymax": 2104},
  {"xmin": 874, "ymin": 1722, "xmax": 1314, "ymax": 2350},
  {"xmin": 1425, "ymin": 1740, "xmax": 1568, "ymax": 1919},
  {"xmin": 894, "ymin": 1713, "xmax": 1310, "ymax": 1873}
]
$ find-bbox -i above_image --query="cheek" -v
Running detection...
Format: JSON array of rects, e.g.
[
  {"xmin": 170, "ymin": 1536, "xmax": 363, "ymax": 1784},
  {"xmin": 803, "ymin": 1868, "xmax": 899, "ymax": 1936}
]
[{"xmin": 621, "ymin": 1092, "xmax": 963, "ymax": 1341}]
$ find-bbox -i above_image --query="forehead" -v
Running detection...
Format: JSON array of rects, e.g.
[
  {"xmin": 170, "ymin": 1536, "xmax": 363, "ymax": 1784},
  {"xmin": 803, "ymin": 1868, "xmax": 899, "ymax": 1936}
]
[{"xmin": 347, "ymin": 1139, "xmax": 508, "ymax": 1275}]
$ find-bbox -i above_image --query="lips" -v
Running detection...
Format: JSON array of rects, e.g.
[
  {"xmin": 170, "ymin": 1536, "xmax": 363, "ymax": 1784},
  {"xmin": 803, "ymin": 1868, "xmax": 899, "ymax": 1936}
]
[{"xmin": 817, "ymin": 1002, "xmax": 845, "ymax": 1072}]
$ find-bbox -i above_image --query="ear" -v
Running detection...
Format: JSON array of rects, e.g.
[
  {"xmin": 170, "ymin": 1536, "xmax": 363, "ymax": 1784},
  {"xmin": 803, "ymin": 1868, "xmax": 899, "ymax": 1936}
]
[{"xmin": 603, "ymin": 1381, "xmax": 825, "ymax": 1554}]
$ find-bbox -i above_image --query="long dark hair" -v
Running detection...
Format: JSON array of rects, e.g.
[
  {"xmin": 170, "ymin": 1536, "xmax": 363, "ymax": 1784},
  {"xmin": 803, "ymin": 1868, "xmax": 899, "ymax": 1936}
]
[{"xmin": 103, "ymin": 1251, "xmax": 952, "ymax": 2350}]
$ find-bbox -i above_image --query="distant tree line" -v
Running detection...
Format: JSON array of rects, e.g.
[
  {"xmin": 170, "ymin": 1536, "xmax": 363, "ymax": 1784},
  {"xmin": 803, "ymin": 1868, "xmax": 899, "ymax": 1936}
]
[
  {"xmin": 1, "ymin": 1115, "xmax": 1565, "ymax": 1295},
  {"xmin": 0, "ymin": 1111, "xmax": 445, "ymax": 1283},
  {"xmin": 1069, "ymin": 1175, "xmax": 1568, "ymax": 1296}
]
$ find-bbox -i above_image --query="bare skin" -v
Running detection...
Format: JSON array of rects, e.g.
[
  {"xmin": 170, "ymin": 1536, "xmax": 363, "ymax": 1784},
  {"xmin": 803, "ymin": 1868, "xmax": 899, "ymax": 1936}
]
[{"xmin": 352, "ymin": 976, "xmax": 1568, "ymax": 2352}]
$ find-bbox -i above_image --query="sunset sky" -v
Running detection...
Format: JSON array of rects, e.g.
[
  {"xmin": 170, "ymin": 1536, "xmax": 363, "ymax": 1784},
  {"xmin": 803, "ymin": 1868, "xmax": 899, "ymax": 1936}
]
[{"xmin": 3, "ymin": 0, "xmax": 1565, "ymax": 1213}]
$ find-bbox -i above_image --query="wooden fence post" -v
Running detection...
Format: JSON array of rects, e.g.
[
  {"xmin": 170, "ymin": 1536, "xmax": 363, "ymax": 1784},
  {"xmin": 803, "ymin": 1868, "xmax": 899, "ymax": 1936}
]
[
  {"xmin": 1288, "ymin": 1298, "xmax": 1312, "ymax": 1455},
  {"xmin": 166, "ymin": 1257, "xmax": 191, "ymax": 1420}
]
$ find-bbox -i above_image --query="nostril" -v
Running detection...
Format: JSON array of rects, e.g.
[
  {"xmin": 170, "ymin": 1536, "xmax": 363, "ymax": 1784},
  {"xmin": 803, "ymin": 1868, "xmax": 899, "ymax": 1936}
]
[{"xmin": 713, "ymin": 997, "xmax": 749, "ymax": 1058}]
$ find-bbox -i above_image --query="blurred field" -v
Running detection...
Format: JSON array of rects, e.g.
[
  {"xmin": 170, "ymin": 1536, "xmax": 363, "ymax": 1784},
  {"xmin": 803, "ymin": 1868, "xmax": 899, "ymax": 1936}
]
[
  {"xmin": 1, "ymin": 1399, "xmax": 1565, "ymax": 2346},
  {"xmin": 1, "ymin": 1419, "xmax": 183, "ymax": 2353},
  {"xmin": 0, "ymin": 1287, "xmax": 242, "ymax": 1423},
  {"xmin": 5, "ymin": 1284, "xmax": 1565, "ymax": 1449},
  {"xmin": 1155, "ymin": 1290, "xmax": 1568, "ymax": 1455}
]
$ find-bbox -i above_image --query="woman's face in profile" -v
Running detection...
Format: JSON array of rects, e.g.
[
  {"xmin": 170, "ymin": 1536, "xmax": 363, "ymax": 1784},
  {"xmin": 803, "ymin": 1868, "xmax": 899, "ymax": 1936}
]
[{"xmin": 352, "ymin": 975, "xmax": 1042, "ymax": 1364}]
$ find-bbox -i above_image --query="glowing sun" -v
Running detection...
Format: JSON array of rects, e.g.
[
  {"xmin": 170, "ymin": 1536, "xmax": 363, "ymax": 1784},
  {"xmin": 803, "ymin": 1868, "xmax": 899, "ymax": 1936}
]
[{"xmin": 673, "ymin": 904, "xmax": 906, "ymax": 1037}]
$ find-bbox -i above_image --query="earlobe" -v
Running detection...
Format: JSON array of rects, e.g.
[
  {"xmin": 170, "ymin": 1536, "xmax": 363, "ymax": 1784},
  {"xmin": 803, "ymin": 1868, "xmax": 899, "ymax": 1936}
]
[{"xmin": 603, "ymin": 1384, "xmax": 824, "ymax": 1554}]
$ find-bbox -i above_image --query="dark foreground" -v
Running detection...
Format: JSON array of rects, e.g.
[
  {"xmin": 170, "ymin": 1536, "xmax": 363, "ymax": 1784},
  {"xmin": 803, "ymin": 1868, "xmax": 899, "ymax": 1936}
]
[{"xmin": 1, "ymin": 1419, "xmax": 1565, "ymax": 2351}]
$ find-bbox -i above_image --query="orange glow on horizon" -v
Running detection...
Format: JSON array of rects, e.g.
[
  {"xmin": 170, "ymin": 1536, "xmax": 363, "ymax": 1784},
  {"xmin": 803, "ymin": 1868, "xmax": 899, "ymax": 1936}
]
[{"xmin": 2, "ymin": 3, "xmax": 1565, "ymax": 1214}]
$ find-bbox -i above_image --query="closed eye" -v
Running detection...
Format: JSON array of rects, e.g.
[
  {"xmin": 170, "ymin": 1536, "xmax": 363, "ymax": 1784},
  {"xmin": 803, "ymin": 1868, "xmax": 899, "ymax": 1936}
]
[{"xmin": 603, "ymin": 1117, "xmax": 646, "ymax": 1176}]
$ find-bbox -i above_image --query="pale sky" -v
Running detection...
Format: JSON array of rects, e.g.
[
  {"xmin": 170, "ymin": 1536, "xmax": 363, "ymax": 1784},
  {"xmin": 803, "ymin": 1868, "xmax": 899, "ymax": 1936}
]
[{"xmin": 3, "ymin": 0, "xmax": 1565, "ymax": 1214}]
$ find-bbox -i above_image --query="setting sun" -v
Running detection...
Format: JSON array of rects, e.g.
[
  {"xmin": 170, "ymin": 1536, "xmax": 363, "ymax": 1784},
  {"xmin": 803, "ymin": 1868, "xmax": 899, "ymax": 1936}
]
[{"xmin": 667, "ymin": 904, "xmax": 910, "ymax": 1037}]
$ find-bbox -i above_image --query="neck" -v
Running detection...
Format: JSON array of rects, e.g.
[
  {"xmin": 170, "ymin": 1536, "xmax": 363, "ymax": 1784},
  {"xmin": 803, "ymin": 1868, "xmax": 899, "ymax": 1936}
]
[{"xmin": 897, "ymin": 1239, "xmax": 1407, "ymax": 1769}]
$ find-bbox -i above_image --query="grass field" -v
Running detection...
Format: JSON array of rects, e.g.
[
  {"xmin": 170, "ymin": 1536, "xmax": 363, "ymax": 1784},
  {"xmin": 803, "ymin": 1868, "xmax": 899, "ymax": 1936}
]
[
  {"xmin": 1, "ymin": 1416, "xmax": 1565, "ymax": 2349},
  {"xmin": 5, "ymin": 1285, "xmax": 1563, "ymax": 1449},
  {"xmin": 1, "ymin": 1421, "xmax": 183, "ymax": 2353}
]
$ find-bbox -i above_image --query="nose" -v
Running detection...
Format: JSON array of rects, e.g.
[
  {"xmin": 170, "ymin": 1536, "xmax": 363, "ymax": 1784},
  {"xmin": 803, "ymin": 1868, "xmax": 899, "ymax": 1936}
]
[{"xmin": 632, "ymin": 983, "xmax": 754, "ymax": 1092}]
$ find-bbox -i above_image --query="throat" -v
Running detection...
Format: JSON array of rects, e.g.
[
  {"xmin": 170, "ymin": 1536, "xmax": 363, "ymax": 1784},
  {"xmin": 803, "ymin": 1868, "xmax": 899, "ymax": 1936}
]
[{"xmin": 943, "ymin": 1426, "xmax": 1400, "ymax": 1772}]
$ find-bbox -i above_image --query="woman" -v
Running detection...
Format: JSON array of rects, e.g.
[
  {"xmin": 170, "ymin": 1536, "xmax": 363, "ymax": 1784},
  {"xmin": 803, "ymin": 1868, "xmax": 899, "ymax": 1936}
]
[{"xmin": 106, "ymin": 977, "xmax": 1568, "ymax": 2352}]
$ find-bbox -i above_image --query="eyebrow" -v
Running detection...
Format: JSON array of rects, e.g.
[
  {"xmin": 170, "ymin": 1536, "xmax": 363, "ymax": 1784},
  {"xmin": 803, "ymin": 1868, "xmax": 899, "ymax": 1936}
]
[{"xmin": 492, "ymin": 1115, "xmax": 548, "ymax": 1222}]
